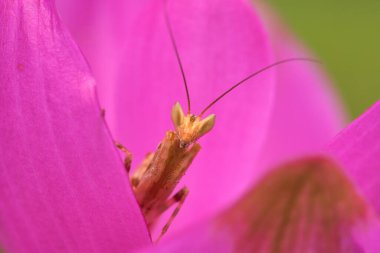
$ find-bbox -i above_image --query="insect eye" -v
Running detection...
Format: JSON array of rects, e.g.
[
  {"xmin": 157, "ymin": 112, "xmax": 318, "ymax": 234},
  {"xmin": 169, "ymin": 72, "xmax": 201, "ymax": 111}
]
[{"xmin": 190, "ymin": 115, "xmax": 196, "ymax": 122}]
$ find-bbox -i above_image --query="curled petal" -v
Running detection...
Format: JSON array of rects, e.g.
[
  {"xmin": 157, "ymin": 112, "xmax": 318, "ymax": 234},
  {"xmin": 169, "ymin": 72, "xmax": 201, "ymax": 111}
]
[
  {"xmin": 327, "ymin": 100, "xmax": 380, "ymax": 213},
  {"xmin": 0, "ymin": 1, "xmax": 150, "ymax": 252}
]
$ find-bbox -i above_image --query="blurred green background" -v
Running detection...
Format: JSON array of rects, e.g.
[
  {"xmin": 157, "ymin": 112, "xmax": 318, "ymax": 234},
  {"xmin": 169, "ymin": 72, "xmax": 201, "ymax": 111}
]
[{"xmin": 267, "ymin": 1, "xmax": 380, "ymax": 118}]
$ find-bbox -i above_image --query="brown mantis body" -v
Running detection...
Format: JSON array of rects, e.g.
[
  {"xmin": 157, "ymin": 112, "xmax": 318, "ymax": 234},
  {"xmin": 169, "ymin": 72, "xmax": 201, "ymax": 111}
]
[
  {"xmin": 116, "ymin": 1, "xmax": 319, "ymax": 242},
  {"xmin": 117, "ymin": 102, "xmax": 215, "ymax": 241}
]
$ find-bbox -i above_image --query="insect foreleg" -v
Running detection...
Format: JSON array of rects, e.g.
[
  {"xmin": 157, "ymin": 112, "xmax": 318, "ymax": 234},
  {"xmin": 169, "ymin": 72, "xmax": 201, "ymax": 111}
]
[
  {"xmin": 156, "ymin": 186, "xmax": 189, "ymax": 243},
  {"xmin": 115, "ymin": 142, "xmax": 133, "ymax": 173},
  {"xmin": 116, "ymin": 142, "xmax": 155, "ymax": 188}
]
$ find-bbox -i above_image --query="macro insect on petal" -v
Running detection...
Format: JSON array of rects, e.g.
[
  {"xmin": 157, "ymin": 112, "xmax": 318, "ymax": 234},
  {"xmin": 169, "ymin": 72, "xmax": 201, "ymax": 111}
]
[{"xmin": 117, "ymin": 0, "xmax": 319, "ymax": 241}]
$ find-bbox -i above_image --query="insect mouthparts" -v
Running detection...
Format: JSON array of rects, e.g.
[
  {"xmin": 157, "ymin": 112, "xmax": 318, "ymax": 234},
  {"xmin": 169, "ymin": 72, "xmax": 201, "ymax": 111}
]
[{"xmin": 179, "ymin": 141, "xmax": 190, "ymax": 149}]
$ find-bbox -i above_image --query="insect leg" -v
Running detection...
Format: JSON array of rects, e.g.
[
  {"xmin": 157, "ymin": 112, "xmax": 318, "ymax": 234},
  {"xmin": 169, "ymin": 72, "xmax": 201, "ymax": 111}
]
[
  {"xmin": 156, "ymin": 186, "xmax": 189, "ymax": 242},
  {"xmin": 115, "ymin": 142, "xmax": 155, "ymax": 188},
  {"xmin": 115, "ymin": 142, "xmax": 133, "ymax": 173}
]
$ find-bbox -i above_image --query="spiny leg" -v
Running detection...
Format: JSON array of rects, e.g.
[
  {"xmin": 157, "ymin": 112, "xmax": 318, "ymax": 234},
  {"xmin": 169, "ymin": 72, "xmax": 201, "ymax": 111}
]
[
  {"xmin": 116, "ymin": 142, "xmax": 155, "ymax": 189},
  {"xmin": 115, "ymin": 142, "xmax": 133, "ymax": 173},
  {"xmin": 156, "ymin": 186, "xmax": 189, "ymax": 243}
]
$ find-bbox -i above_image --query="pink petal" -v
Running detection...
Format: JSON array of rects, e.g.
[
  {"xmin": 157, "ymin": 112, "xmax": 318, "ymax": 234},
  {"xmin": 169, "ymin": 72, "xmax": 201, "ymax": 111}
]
[
  {"xmin": 56, "ymin": 0, "xmax": 146, "ymax": 123},
  {"xmin": 58, "ymin": 0, "xmax": 275, "ymax": 232},
  {"xmin": 0, "ymin": 1, "xmax": 150, "ymax": 252},
  {"xmin": 327, "ymin": 100, "xmax": 380, "ymax": 213},
  {"xmin": 142, "ymin": 211, "xmax": 380, "ymax": 253},
  {"xmin": 139, "ymin": 222, "xmax": 234, "ymax": 253},
  {"xmin": 254, "ymin": 1, "xmax": 346, "ymax": 175},
  {"xmin": 354, "ymin": 217, "xmax": 380, "ymax": 253},
  {"xmin": 141, "ymin": 156, "xmax": 377, "ymax": 252}
]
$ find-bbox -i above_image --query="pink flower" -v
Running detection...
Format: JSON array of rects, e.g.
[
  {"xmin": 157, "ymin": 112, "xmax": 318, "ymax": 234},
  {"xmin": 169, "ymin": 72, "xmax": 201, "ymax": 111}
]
[{"xmin": 1, "ymin": 0, "xmax": 378, "ymax": 252}]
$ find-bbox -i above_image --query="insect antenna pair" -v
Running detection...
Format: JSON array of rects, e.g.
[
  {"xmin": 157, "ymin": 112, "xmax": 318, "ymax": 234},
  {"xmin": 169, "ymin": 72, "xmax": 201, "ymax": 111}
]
[{"xmin": 164, "ymin": 0, "xmax": 320, "ymax": 119}]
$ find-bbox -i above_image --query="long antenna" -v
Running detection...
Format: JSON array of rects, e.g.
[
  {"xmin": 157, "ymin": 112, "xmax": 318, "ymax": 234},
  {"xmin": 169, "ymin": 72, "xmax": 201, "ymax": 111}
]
[
  {"xmin": 163, "ymin": 1, "xmax": 191, "ymax": 114},
  {"xmin": 199, "ymin": 58, "xmax": 320, "ymax": 117}
]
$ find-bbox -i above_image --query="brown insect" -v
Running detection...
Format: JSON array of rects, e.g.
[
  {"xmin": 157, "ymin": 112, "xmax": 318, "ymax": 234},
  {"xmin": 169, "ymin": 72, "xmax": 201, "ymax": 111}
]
[{"xmin": 116, "ymin": 2, "xmax": 318, "ymax": 242}]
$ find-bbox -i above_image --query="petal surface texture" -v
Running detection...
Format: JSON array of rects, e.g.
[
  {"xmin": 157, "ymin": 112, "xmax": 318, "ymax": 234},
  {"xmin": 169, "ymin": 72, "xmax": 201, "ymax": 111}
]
[
  {"xmin": 327, "ymin": 100, "xmax": 380, "ymax": 213},
  {"xmin": 58, "ymin": 0, "xmax": 275, "ymax": 231},
  {"xmin": 141, "ymin": 156, "xmax": 374, "ymax": 253},
  {"xmin": 218, "ymin": 156, "xmax": 368, "ymax": 253},
  {"xmin": 0, "ymin": 1, "xmax": 150, "ymax": 252}
]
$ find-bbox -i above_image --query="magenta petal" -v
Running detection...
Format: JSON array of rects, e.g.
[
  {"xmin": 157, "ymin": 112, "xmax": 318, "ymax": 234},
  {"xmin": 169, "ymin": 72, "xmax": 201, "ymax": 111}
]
[
  {"xmin": 0, "ymin": 1, "xmax": 150, "ymax": 252},
  {"xmin": 354, "ymin": 217, "xmax": 380, "ymax": 253},
  {"xmin": 141, "ymin": 214, "xmax": 380, "ymax": 253},
  {"xmin": 140, "ymin": 155, "xmax": 378, "ymax": 252},
  {"xmin": 327, "ymin": 100, "xmax": 380, "ymax": 213},
  {"xmin": 138, "ymin": 221, "xmax": 234, "ymax": 253},
  {"xmin": 254, "ymin": 3, "xmax": 346, "ymax": 175},
  {"xmin": 56, "ymin": 0, "xmax": 145, "ymax": 122}
]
